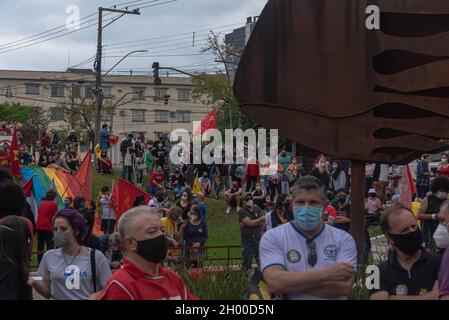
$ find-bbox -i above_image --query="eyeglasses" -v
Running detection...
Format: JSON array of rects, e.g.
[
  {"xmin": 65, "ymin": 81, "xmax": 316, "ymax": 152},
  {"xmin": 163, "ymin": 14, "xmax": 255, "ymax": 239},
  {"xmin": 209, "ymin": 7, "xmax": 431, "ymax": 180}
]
[{"xmin": 306, "ymin": 239, "xmax": 317, "ymax": 267}]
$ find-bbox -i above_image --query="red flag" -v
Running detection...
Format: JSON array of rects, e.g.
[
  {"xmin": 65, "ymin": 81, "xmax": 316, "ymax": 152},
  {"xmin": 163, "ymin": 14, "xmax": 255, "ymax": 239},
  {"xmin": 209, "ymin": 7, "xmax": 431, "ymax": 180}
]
[
  {"xmin": 74, "ymin": 151, "xmax": 92, "ymax": 204},
  {"xmin": 111, "ymin": 180, "xmax": 119, "ymax": 212},
  {"xmin": 62, "ymin": 151, "xmax": 92, "ymax": 204},
  {"xmin": 399, "ymin": 164, "xmax": 416, "ymax": 209},
  {"xmin": 117, "ymin": 179, "xmax": 151, "ymax": 222},
  {"xmin": 193, "ymin": 109, "xmax": 218, "ymax": 136},
  {"xmin": 23, "ymin": 176, "xmax": 34, "ymax": 197},
  {"xmin": 9, "ymin": 128, "xmax": 20, "ymax": 177}
]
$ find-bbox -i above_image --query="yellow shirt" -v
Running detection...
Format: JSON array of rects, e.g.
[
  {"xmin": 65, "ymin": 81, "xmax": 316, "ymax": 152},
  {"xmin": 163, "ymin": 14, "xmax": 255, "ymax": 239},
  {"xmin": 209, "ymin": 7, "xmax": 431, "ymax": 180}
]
[
  {"xmin": 161, "ymin": 217, "xmax": 180, "ymax": 257},
  {"xmin": 161, "ymin": 217, "xmax": 178, "ymax": 239},
  {"xmin": 412, "ymin": 202, "xmax": 422, "ymax": 227}
]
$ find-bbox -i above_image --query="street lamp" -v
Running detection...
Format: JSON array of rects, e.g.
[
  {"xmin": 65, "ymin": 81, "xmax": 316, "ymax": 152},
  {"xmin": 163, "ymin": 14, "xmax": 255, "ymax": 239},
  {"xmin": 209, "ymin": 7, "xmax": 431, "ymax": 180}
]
[{"xmin": 103, "ymin": 50, "xmax": 148, "ymax": 77}]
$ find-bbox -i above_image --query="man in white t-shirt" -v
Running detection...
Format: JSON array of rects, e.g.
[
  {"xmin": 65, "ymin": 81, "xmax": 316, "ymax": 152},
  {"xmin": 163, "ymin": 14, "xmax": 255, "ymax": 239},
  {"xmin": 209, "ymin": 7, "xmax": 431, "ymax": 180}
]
[
  {"xmin": 260, "ymin": 175, "xmax": 357, "ymax": 300},
  {"xmin": 99, "ymin": 186, "xmax": 116, "ymax": 234}
]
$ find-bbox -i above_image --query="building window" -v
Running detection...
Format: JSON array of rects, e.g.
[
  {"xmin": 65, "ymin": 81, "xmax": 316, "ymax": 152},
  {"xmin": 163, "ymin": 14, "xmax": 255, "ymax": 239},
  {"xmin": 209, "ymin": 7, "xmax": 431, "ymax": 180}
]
[
  {"xmin": 154, "ymin": 88, "xmax": 168, "ymax": 100},
  {"xmin": 72, "ymin": 86, "xmax": 82, "ymax": 98},
  {"xmin": 177, "ymin": 111, "xmax": 190, "ymax": 123},
  {"xmin": 51, "ymin": 84, "xmax": 65, "ymax": 97},
  {"xmin": 50, "ymin": 107, "xmax": 65, "ymax": 121},
  {"xmin": 177, "ymin": 89, "xmax": 191, "ymax": 101},
  {"xmin": 155, "ymin": 110, "xmax": 168, "ymax": 122},
  {"xmin": 25, "ymin": 83, "xmax": 40, "ymax": 95},
  {"xmin": 132, "ymin": 109, "xmax": 145, "ymax": 122},
  {"xmin": 102, "ymin": 86, "xmax": 112, "ymax": 99},
  {"xmin": 101, "ymin": 109, "xmax": 112, "ymax": 121},
  {"xmin": 84, "ymin": 85, "xmax": 93, "ymax": 99},
  {"xmin": 132, "ymin": 87, "xmax": 145, "ymax": 100},
  {"xmin": 5, "ymin": 86, "xmax": 14, "ymax": 97}
]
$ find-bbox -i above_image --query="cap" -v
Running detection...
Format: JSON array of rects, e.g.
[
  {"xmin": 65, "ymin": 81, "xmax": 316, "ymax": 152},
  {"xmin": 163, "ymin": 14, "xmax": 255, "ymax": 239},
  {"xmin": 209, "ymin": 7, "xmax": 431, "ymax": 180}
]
[
  {"xmin": 241, "ymin": 192, "xmax": 253, "ymax": 201},
  {"xmin": 392, "ymin": 194, "xmax": 400, "ymax": 201}
]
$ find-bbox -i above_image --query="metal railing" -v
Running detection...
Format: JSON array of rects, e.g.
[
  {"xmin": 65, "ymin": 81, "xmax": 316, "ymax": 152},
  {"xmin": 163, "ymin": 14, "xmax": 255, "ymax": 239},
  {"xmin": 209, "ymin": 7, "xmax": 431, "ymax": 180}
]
[{"xmin": 30, "ymin": 244, "xmax": 243, "ymax": 269}]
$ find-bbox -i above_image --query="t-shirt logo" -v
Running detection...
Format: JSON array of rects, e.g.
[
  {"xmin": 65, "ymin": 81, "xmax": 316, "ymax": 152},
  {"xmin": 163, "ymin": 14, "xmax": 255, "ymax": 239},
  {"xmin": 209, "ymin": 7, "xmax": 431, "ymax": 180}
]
[
  {"xmin": 286, "ymin": 249, "xmax": 301, "ymax": 263},
  {"xmin": 395, "ymin": 284, "xmax": 408, "ymax": 296},
  {"xmin": 323, "ymin": 245, "xmax": 337, "ymax": 259}
]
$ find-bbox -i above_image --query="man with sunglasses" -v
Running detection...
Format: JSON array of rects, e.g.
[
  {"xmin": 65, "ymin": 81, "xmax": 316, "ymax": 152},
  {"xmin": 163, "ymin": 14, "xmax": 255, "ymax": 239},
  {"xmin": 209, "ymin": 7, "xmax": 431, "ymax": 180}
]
[
  {"xmin": 239, "ymin": 192, "xmax": 265, "ymax": 270},
  {"xmin": 260, "ymin": 176, "xmax": 357, "ymax": 299}
]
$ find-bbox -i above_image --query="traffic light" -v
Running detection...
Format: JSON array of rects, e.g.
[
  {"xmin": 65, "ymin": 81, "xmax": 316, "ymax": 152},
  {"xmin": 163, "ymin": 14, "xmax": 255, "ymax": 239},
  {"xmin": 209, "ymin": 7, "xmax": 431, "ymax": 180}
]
[
  {"xmin": 152, "ymin": 62, "xmax": 161, "ymax": 85},
  {"xmin": 164, "ymin": 95, "xmax": 170, "ymax": 105}
]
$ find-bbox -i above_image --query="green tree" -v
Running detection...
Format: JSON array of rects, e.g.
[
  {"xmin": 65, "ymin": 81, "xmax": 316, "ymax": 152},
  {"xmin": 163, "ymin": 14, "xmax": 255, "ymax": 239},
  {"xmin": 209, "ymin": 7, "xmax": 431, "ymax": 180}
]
[
  {"xmin": 0, "ymin": 102, "xmax": 34, "ymax": 124},
  {"xmin": 191, "ymin": 31, "xmax": 256, "ymax": 133},
  {"xmin": 0, "ymin": 102, "xmax": 50, "ymax": 146}
]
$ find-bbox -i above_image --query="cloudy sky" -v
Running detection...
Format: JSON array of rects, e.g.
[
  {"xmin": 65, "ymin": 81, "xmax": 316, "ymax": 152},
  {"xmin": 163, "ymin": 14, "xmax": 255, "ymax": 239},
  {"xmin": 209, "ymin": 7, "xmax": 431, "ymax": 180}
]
[{"xmin": 0, "ymin": 0, "xmax": 268, "ymax": 74}]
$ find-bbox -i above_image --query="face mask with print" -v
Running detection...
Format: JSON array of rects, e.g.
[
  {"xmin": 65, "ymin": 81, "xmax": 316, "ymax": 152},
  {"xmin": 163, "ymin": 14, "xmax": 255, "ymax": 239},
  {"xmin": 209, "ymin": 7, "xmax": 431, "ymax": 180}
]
[
  {"xmin": 433, "ymin": 223, "xmax": 449, "ymax": 249},
  {"xmin": 54, "ymin": 231, "xmax": 73, "ymax": 248},
  {"xmin": 435, "ymin": 191, "xmax": 448, "ymax": 200},
  {"xmin": 294, "ymin": 206, "xmax": 322, "ymax": 231}
]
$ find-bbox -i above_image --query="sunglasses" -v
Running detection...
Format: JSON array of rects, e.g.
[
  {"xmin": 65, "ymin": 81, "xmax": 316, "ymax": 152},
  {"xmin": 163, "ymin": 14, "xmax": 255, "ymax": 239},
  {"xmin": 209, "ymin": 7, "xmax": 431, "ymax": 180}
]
[{"xmin": 306, "ymin": 239, "xmax": 317, "ymax": 267}]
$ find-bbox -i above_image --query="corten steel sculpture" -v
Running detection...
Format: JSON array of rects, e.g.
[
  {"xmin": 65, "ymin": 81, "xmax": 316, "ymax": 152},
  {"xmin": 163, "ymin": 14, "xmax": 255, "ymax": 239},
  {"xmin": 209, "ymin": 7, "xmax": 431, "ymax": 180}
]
[{"xmin": 234, "ymin": 0, "xmax": 449, "ymax": 259}]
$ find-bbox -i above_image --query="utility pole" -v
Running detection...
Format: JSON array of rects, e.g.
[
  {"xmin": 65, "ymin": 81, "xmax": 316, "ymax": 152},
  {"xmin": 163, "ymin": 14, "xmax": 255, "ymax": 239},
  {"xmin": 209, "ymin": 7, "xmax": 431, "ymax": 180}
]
[{"xmin": 93, "ymin": 6, "xmax": 140, "ymax": 152}]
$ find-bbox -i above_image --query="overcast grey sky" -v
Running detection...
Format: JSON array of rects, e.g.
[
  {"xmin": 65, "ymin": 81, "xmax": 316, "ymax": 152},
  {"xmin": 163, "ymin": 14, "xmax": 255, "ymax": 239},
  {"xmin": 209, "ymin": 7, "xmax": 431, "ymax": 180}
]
[{"xmin": 0, "ymin": 0, "xmax": 268, "ymax": 74}]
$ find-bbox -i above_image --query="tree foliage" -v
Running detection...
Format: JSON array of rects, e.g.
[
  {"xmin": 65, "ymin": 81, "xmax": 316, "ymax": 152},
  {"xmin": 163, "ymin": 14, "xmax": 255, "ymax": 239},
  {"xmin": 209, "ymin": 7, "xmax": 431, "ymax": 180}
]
[
  {"xmin": 0, "ymin": 102, "xmax": 34, "ymax": 124},
  {"xmin": 191, "ymin": 31, "xmax": 256, "ymax": 132}
]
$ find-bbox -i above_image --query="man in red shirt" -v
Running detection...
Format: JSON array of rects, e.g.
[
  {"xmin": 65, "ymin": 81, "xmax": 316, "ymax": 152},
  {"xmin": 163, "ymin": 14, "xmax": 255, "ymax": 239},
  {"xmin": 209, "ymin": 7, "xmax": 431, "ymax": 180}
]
[
  {"xmin": 147, "ymin": 166, "xmax": 165, "ymax": 196},
  {"xmin": 36, "ymin": 190, "xmax": 58, "ymax": 263},
  {"xmin": 98, "ymin": 206, "xmax": 198, "ymax": 300},
  {"xmin": 245, "ymin": 157, "xmax": 260, "ymax": 192}
]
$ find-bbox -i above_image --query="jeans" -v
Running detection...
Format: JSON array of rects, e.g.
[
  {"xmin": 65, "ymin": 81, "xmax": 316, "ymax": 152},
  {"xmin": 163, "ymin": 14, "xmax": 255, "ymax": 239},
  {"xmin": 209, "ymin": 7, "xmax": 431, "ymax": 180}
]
[
  {"xmin": 242, "ymin": 243, "xmax": 260, "ymax": 270},
  {"xmin": 173, "ymin": 186, "xmax": 185, "ymax": 197},
  {"xmin": 136, "ymin": 169, "xmax": 143, "ymax": 184},
  {"xmin": 417, "ymin": 185, "xmax": 429, "ymax": 200},
  {"xmin": 269, "ymin": 181, "xmax": 282, "ymax": 201},
  {"xmin": 245, "ymin": 176, "xmax": 258, "ymax": 192},
  {"xmin": 147, "ymin": 184, "xmax": 159, "ymax": 196},
  {"xmin": 37, "ymin": 230, "xmax": 54, "ymax": 263}
]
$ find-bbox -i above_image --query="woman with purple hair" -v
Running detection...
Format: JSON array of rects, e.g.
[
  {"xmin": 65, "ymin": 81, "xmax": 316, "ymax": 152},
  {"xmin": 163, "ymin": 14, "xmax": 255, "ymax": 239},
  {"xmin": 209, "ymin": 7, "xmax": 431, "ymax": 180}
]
[{"xmin": 30, "ymin": 209, "xmax": 111, "ymax": 300}]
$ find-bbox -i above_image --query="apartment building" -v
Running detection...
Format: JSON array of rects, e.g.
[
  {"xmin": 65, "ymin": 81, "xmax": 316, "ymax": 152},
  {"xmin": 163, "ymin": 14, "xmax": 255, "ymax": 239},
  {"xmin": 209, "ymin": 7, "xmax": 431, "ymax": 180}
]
[{"xmin": 0, "ymin": 68, "xmax": 211, "ymax": 142}]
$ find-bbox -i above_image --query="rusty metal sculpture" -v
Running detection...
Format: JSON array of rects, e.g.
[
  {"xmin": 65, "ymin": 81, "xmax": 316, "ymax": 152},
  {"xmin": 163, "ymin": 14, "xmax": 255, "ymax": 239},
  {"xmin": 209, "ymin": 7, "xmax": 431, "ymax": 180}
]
[{"xmin": 234, "ymin": 0, "xmax": 449, "ymax": 258}]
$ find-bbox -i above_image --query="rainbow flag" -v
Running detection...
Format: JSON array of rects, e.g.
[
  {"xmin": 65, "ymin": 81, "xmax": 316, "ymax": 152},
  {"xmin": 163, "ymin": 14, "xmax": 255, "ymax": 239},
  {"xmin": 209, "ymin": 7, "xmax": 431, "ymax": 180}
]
[{"xmin": 21, "ymin": 152, "xmax": 92, "ymax": 209}]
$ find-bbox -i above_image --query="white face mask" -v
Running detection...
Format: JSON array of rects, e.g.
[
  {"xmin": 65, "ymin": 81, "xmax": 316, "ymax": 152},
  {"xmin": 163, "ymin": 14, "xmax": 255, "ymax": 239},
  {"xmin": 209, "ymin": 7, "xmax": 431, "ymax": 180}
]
[
  {"xmin": 435, "ymin": 191, "xmax": 448, "ymax": 200},
  {"xmin": 433, "ymin": 223, "xmax": 449, "ymax": 249}
]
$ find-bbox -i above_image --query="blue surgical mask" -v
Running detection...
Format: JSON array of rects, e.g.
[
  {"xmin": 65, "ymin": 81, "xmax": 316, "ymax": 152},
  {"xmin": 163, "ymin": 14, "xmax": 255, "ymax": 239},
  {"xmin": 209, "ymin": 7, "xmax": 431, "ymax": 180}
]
[{"xmin": 294, "ymin": 206, "xmax": 322, "ymax": 231}]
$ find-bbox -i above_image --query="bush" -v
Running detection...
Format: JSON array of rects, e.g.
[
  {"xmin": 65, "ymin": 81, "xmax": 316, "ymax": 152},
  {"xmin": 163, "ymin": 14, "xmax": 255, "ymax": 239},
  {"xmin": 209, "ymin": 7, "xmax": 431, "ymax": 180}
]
[{"xmin": 172, "ymin": 264, "xmax": 251, "ymax": 300}]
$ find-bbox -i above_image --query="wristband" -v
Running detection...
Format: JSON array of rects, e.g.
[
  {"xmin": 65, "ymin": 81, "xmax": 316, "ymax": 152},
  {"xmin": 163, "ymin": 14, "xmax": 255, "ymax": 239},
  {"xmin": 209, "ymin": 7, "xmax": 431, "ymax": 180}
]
[{"xmin": 432, "ymin": 214, "xmax": 436, "ymax": 220}]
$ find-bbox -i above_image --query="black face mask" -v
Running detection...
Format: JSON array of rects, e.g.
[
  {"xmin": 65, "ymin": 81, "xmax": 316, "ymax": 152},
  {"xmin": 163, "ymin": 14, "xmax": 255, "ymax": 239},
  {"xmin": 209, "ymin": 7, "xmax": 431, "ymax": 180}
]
[
  {"xmin": 284, "ymin": 202, "xmax": 290, "ymax": 209},
  {"xmin": 134, "ymin": 235, "xmax": 168, "ymax": 263},
  {"xmin": 388, "ymin": 229, "xmax": 423, "ymax": 256}
]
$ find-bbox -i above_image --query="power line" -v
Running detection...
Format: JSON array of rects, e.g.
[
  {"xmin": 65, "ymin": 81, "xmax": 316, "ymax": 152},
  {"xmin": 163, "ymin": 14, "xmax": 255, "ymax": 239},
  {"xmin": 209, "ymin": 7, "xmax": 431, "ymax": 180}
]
[
  {"xmin": 103, "ymin": 22, "xmax": 242, "ymax": 48},
  {"xmin": 0, "ymin": 0, "xmax": 177, "ymax": 54}
]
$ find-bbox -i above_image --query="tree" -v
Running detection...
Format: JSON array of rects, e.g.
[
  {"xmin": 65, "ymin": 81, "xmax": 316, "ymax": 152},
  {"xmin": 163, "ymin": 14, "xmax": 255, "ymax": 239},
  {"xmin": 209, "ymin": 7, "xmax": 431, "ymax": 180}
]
[
  {"xmin": 0, "ymin": 102, "xmax": 34, "ymax": 124},
  {"xmin": 191, "ymin": 31, "xmax": 256, "ymax": 133},
  {"xmin": 0, "ymin": 102, "xmax": 50, "ymax": 146}
]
